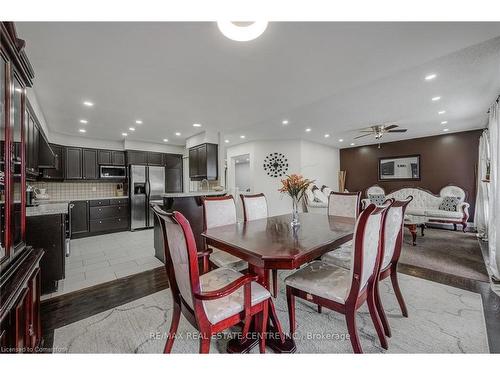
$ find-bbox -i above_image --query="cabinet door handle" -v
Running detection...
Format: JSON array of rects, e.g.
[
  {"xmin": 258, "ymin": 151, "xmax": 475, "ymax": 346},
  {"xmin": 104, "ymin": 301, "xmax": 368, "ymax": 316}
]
[
  {"xmin": 28, "ymin": 324, "xmax": 34, "ymax": 337},
  {"xmin": 98, "ymin": 208, "xmax": 102, "ymax": 211},
  {"xmin": 99, "ymin": 221, "xmax": 102, "ymax": 224}
]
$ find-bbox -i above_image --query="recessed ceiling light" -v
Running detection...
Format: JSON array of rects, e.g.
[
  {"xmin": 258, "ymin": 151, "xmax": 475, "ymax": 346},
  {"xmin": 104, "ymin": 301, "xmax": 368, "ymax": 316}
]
[
  {"xmin": 441, "ymin": 121, "xmax": 448, "ymax": 125},
  {"xmin": 305, "ymin": 128, "xmax": 311, "ymax": 132},
  {"xmin": 240, "ymin": 135, "xmax": 246, "ymax": 139},
  {"xmin": 79, "ymin": 119, "xmax": 88, "ymax": 124},
  {"xmin": 122, "ymin": 133, "xmax": 128, "ymax": 137},
  {"xmin": 217, "ymin": 21, "xmax": 268, "ymax": 42},
  {"xmin": 83, "ymin": 101, "xmax": 94, "ymax": 107},
  {"xmin": 432, "ymin": 96, "xmax": 441, "ymax": 101},
  {"xmin": 224, "ymin": 139, "xmax": 229, "ymax": 143},
  {"xmin": 135, "ymin": 120, "xmax": 143, "ymax": 124},
  {"xmin": 175, "ymin": 132, "xmax": 181, "ymax": 136},
  {"xmin": 350, "ymin": 142, "xmax": 355, "ymax": 146},
  {"xmin": 163, "ymin": 138, "xmax": 169, "ymax": 142},
  {"xmin": 282, "ymin": 119, "xmax": 289, "ymax": 125},
  {"xmin": 78, "ymin": 129, "xmax": 86, "ymax": 133},
  {"xmin": 443, "ymin": 128, "xmax": 449, "ymax": 132},
  {"xmin": 129, "ymin": 127, "xmax": 136, "ymax": 131},
  {"xmin": 425, "ymin": 73, "xmax": 437, "ymax": 81},
  {"xmin": 324, "ymin": 134, "xmax": 330, "ymax": 138},
  {"xmin": 246, "ymin": 158, "xmax": 250, "ymax": 161},
  {"xmin": 338, "ymin": 139, "xmax": 344, "ymax": 142},
  {"xmin": 235, "ymin": 160, "xmax": 239, "ymax": 164},
  {"xmin": 438, "ymin": 110, "xmax": 446, "ymax": 115},
  {"xmin": 193, "ymin": 123, "xmax": 202, "ymax": 128}
]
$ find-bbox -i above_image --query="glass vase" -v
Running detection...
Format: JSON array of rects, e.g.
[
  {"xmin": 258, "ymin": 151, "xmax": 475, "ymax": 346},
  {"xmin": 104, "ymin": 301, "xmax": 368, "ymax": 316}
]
[{"xmin": 291, "ymin": 196, "xmax": 300, "ymax": 227}]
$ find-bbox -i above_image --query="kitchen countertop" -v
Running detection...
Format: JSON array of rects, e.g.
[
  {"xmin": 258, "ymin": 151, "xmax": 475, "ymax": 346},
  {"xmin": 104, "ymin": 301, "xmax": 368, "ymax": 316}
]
[
  {"xmin": 35, "ymin": 196, "xmax": 129, "ymax": 204},
  {"xmin": 161, "ymin": 191, "xmax": 226, "ymax": 198},
  {"xmin": 26, "ymin": 203, "xmax": 69, "ymax": 217}
]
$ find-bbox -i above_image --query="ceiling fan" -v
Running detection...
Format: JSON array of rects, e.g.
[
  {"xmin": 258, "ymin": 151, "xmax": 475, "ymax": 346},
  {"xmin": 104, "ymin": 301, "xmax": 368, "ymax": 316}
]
[{"xmin": 354, "ymin": 124, "xmax": 408, "ymax": 148}]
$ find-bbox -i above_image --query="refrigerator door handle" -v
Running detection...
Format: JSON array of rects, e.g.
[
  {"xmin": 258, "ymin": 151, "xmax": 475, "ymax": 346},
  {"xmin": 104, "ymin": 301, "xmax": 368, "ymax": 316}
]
[{"xmin": 145, "ymin": 180, "xmax": 151, "ymax": 198}]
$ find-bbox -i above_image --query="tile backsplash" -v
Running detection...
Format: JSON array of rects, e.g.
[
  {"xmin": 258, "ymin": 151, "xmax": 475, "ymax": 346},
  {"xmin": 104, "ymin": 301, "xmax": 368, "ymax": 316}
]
[{"xmin": 31, "ymin": 182, "xmax": 126, "ymax": 201}]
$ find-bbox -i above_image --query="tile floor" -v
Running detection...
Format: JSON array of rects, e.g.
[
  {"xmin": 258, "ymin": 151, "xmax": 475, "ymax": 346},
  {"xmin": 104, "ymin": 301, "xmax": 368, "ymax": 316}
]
[{"xmin": 42, "ymin": 229, "xmax": 163, "ymax": 300}]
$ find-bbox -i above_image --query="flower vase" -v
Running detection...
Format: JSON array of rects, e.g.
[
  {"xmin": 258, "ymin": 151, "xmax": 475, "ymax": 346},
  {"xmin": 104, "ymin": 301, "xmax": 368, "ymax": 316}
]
[{"xmin": 291, "ymin": 196, "xmax": 300, "ymax": 227}]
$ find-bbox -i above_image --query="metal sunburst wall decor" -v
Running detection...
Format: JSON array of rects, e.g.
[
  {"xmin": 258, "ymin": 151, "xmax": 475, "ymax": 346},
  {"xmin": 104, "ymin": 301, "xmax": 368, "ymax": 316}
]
[{"xmin": 263, "ymin": 152, "xmax": 289, "ymax": 177}]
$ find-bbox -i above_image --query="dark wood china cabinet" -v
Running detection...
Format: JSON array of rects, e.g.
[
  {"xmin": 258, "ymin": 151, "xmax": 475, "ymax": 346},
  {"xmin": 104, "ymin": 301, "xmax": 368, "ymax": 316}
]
[{"xmin": 0, "ymin": 22, "xmax": 44, "ymax": 354}]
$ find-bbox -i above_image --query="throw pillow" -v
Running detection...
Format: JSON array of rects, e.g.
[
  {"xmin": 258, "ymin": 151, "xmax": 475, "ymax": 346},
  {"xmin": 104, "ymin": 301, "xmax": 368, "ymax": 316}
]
[
  {"xmin": 313, "ymin": 188, "xmax": 328, "ymax": 203},
  {"xmin": 369, "ymin": 194, "xmax": 386, "ymax": 206},
  {"xmin": 439, "ymin": 196, "xmax": 461, "ymax": 211}
]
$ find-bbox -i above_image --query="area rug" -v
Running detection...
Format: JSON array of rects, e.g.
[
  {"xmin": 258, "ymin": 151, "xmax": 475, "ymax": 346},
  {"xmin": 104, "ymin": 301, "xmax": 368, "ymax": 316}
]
[
  {"xmin": 52, "ymin": 272, "xmax": 489, "ymax": 353},
  {"xmin": 400, "ymin": 228, "xmax": 489, "ymax": 282}
]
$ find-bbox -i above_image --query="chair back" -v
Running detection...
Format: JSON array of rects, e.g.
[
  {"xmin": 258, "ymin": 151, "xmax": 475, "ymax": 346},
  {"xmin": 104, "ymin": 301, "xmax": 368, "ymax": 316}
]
[
  {"xmin": 328, "ymin": 191, "xmax": 361, "ymax": 218},
  {"xmin": 202, "ymin": 195, "xmax": 237, "ymax": 229},
  {"xmin": 240, "ymin": 193, "xmax": 268, "ymax": 221},
  {"xmin": 381, "ymin": 196, "xmax": 413, "ymax": 270},
  {"xmin": 346, "ymin": 202, "xmax": 390, "ymax": 301},
  {"xmin": 152, "ymin": 205, "xmax": 200, "ymax": 310}
]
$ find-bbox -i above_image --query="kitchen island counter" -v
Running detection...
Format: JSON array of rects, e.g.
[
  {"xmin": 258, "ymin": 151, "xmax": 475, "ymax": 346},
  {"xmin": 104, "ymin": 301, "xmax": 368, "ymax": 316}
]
[{"xmin": 161, "ymin": 191, "xmax": 226, "ymax": 198}]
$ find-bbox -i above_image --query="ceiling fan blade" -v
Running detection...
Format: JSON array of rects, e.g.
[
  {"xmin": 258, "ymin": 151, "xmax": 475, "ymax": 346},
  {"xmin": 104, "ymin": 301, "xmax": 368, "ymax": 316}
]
[
  {"xmin": 388, "ymin": 129, "xmax": 407, "ymax": 133},
  {"xmin": 384, "ymin": 124, "xmax": 399, "ymax": 131},
  {"xmin": 354, "ymin": 134, "xmax": 371, "ymax": 139}
]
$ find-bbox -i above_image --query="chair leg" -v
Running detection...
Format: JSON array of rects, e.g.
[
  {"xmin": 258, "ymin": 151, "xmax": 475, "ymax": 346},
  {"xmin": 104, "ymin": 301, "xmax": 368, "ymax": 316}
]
[
  {"xmin": 258, "ymin": 301, "xmax": 269, "ymax": 353},
  {"xmin": 199, "ymin": 334, "xmax": 211, "ymax": 354},
  {"xmin": 272, "ymin": 269, "xmax": 278, "ymax": 298},
  {"xmin": 268, "ymin": 298, "xmax": 285, "ymax": 343},
  {"xmin": 367, "ymin": 286, "xmax": 388, "ymax": 350},
  {"xmin": 345, "ymin": 308, "xmax": 363, "ymax": 354},
  {"xmin": 163, "ymin": 302, "xmax": 181, "ymax": 353},
  {"xmin": 462, "ymin": 222, "xmax": 468, "ymax": 233},
  {"xmin": 390, "ymin": 268, "xmax": 408, "ymax": 317},
  {"xmin": 317, "ymin": 305, "xmax": 322, "ymax": 313},
  {"xmin": 286, "ymin": 286, "xmax": 296, "ymax": 336},
  {"xmin": 374, "ymin": 280, "xmax": 391, "ymax": 337},
  {"xmin": 453, "ymin": 223, "xmax": 457, "ymax": 231}
]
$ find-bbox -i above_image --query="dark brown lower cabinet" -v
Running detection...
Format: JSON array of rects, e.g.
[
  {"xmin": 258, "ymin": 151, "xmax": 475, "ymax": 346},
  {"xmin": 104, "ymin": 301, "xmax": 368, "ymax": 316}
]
[
  {"xmin": 70, "ymin": 200, "xmax": 89, "ymax": 238},
  {"xmin": 0, "ymin": 248, "xmax": 43, "ymax": 354}
]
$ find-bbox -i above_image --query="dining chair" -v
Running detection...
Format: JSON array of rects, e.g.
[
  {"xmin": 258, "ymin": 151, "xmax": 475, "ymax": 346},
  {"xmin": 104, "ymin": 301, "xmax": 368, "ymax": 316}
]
[
  {"xmin": 284, "ymin": 203, "xmax": 390, "ymax": 353},
  {"xmin": 202, "ymin": 195, "xmax": 247, "ymax": 272},
  {"xmin": 321, "ymin": 197, "xmax": 413, "ymax": 338},
  {"xmin": 152, "ymin": 205, "xmax": 272, "ymax": 353},
  {"xmin": 240, "ymin": 193, "xmax": 278, "ymax": 298}
]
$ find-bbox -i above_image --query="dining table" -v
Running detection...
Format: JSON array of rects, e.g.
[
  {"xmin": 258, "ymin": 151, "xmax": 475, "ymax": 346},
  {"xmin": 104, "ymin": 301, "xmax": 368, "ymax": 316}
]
[{"xmin": 202, "ymin": 212, "xmax": 356, "ymax": 353}]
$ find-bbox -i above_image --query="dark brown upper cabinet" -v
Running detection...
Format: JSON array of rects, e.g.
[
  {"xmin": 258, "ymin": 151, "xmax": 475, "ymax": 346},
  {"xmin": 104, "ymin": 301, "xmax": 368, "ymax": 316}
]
[
  {"xmin": 41, "ymin": 144, "xmax": 64, "ymax": 180},
  {"xmin": 25, "ymin": 111, "xmax": 40, "ymax": 178},
  {"xmin": 165, "ymin": 154, "xmax": 183, "ymax": 169},
  {"xmin": 65, "ymin": 147, "xmax": 83, "ymax": 180},
  {"xmin": 82, "ymin": 149, "xmax": 98, "ymax": 180},
  {"xmin": 126, "ymin": 150, "xmax": 147, "ymax": 165},
  {"xmin": 147, "ymin": 152, "xmax": 163, "ymax": 166},
  {"xmin": 112, "ymin": 151, "xmax": 125, "ymax": 166},
  {"xmin": 189, "ymin": 143, "xmax": 218, "ymax": 181},
  {"xmin": 98, "ymin": 150, "xmax": 112, "ymax": 165}
]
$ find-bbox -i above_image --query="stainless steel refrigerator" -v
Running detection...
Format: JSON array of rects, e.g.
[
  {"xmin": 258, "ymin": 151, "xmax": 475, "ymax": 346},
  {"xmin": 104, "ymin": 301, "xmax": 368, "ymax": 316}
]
[{"xmin": 130, "ymin": 165, "xmax": 165, "ymax": 230}]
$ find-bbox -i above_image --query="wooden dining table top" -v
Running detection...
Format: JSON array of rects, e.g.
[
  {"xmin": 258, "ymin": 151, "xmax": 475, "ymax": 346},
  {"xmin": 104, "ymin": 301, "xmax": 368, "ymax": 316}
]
[{"xmin": 202, "ymin": 213, "xmax": 356, "ymax": 270}]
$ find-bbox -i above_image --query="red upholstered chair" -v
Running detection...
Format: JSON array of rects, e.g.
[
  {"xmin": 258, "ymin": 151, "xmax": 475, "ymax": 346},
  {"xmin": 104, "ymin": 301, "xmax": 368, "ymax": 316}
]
[
  {"xmin": 374, "ymin": 196, "xmax": 413, "ymax": 337},
  {"xmin": 284, "ymin": 203, "xmax": 391, "ymax": 353},
  {"xmin": 202, "ymin": 195, "xmax": 247, "ymax": 272},
  {"xmin": 240, "ymin": 193, "xmax": 280, "ymax": 297},
  {"xmin": 152, "ymin": 205, "xmax": 273, "ymax": 353}
]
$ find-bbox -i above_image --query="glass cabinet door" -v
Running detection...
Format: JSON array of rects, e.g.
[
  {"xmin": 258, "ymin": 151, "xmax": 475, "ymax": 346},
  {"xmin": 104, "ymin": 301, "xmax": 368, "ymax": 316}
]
[
  {"xmin": 11, "ymin": 76, "xmax": 24, "ymax": 251},
  {"xmin": 0, "ymin": 56, "xmax": 6, "ymax": 262}
]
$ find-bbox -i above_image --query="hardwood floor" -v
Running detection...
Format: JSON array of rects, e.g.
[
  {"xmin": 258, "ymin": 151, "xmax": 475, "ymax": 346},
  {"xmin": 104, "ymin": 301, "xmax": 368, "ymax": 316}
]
[{"xmin": 40, "ymin": 253, "xmax": 500, "ymax": 353}]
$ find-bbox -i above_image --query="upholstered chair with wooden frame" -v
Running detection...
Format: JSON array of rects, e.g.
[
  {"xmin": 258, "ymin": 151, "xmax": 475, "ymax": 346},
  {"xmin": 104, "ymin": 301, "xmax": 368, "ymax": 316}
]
[
  {"xmin": 240, "ymin": 193, "xmax": 279, "ymax": 298},
  {"xmin": 374, "ymin": 196, "xmax": 413, "ymax": 337},
  {"xmin": 284, "ymin": 203, "xmax": 391, "ymax": 353},
  {"xmin": 202, "ymin": 195, "xmax": 247, "ymax": 272},
  {"xmin": 152, "ymin": 205, "xmax": 273, "ymax": 353},
  {"xmin": 328, "ymin": 191, "xmax": 362, "ymax": 218}
]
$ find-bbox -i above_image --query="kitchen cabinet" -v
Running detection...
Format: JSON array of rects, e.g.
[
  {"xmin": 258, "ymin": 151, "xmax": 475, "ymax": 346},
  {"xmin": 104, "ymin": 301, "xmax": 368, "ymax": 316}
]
[
  {"xmin": 98, "ymin": 150, "xmax": 125, "ymax": 166},
  {"xmin": 189, "ymin": 143, "xmax": 218, "ymax": 180},
  {"xmin": 82, "ymin": 149, "xmax": 98, "ymax": 179},
  {"xmin": 69, "ymin": 200, "xmax": 89, "ymax": 237},
  {"xmin": 126, "ymin": 150, "xmax": 147, "ymax": 165},
  {"xmin": 112, "ymin": 151, "xmax": 125, "ymax": 166},
  {"xmin": 25, "ymin": 112, "xmax": 40, "ymax": 178},
  {"xmin": 41, "ymin": 144, "xmax": 64, "ymax": 180},
  {"xmin": 166, "ymin": 168, "xmax": 183, "ymax": 193},
  {"xmin": 165, "ymin": 153, "xmax": 183, "ymax": 169},
  {"xmin": 65, "ymin": 147, "xmax": 83, "ymax": 179},
  {"xmin": 98, "ymin": 150, "xmax": 112, "ymax": 165},
  {"xmin": 147, "ymin": 152, "xmax": 163, "ymax": 166}
]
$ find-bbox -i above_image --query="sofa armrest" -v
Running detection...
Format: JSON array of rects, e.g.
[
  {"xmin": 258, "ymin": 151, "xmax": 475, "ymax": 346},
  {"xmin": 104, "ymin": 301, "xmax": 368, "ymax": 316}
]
[
  {"xmin": 361, "ymin": 198, "xmax": 370, "ymax": 210},
  {"xmin": 458, "ymin": 202, "xmax": 470, "ymax": 221}
]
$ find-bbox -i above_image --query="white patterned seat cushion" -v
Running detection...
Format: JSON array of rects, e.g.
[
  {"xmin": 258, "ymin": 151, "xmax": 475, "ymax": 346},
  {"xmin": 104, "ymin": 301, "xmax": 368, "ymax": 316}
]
[
  {"xmin": 284, "ymin": 261, "xmax": 351, "ymax": 303},
  {"xmin": 321, "ymin": 246, "xmax": 352, "ymax": 269},
  {"xmin": 328, "ymin": 194, "xmax": 359, "ymax": 218},
  {"xmin": 425, "ymin": 209, "xmax": 463, "ymax": 219},
  {"xmin": 210, "ymin": 248, "xmax": 247, "ymax": 271},
  {"xmin": 243, "ymin": 195, "xmax": 268, "ymax": 221},
  {"xmin": 199, "ymin": 268, "xmax": 270, "ymax": 324}
]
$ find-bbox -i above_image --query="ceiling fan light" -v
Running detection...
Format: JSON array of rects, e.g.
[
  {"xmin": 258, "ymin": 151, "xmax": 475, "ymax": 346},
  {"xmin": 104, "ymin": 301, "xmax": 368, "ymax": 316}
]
[{"xmin": 217, "ymin": 21, "xmax": 268, "ymax": 42}]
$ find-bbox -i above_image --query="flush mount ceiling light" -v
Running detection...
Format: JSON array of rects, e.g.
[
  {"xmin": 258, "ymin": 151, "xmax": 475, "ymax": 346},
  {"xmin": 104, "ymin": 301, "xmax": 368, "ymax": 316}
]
[
  {"xmin": 438, "ymin": 110, "xmax": 446, "ymax": 115},
  {"xmin": 175, "ymin": 132, "xmax": 181, "ymax": 136},
  {"xmin": 305, "ymin": 128, "xmax": 311, "ymax": 132},
  {"xmin": 79, "ymin": 119, "xmax": 88, "ymax": 124},
  {"xmin": 425, "ymin": 73, "xmax": 437, "ymax": 81},
  {"xmin": 79, "ymin": 129, "xmax": 86, "ymax": 133},
  {"xmin": 83, "ymin": 101, "xmax": 94, "ymax": 107},
  {"xmin": 441, "ymin": 121, "xmax": 448, "ymax": 125},
  {"xmin": 122, "ymin": 132, "xmax": 128, "ymax": 137},
  {"xmin": 443, "ymin": 128, "xmax": 450, "ymax": 132},
  {"xmin": 163, "ymin": 138, "xmax": 169, "ymax": 142},
  {"xmin": 338, "ymin": 139, "xmax": 344, "ymax": 142},
  {"xmin": 135, "ymin": 120, "xmax": 143, "ymax": 124},
  {"xmin": 193, "ymin": 123, "xmax": 202, "ymax": 128},
  {"xmin": 217, "ymin": 21, "xmax": 268, "ymax": 42},
  {"xmin": 282, "ymin": 119, "xmax": 289, "ymax": 125},
  {"xmin": 224, "ymin": 139, "xmax": 230, "ymax": 143},
  {"xmin": 350, "ymin": 142, "xmax": 355, "ymax": 146},
  {"xmin": 324, "ymin": 134, "xmax": 330, "ymax": 138},
  {"xmin": 240, "ymin": 135, "xmax": 246, "ymax": 139},
  {"xmin": 129, "ymin": 127, "xmax": 136, "ymax": 131},
  {"xmin": 432, "ymin": 96, "xmax": 441, "ymax": 101}
]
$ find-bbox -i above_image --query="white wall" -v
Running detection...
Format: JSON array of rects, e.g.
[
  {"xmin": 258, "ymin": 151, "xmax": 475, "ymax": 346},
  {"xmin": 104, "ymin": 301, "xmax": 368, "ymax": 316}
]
[
  {"xmin": 226, "ymin": 140, "xmax": 339, "ymax": 216},
  {"xmin": 235, "ymin": 162, "xmax": 250, "ymax": 192}
]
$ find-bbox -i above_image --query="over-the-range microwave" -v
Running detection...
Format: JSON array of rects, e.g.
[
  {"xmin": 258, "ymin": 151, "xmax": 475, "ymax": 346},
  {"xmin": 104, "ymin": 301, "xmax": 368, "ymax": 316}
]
[{"xmin": 100, "ymin": 165, "xmax": 127, "ymax": 179}]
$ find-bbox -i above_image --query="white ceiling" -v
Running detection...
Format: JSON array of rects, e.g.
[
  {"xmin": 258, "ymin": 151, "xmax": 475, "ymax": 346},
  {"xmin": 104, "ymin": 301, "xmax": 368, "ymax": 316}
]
[{"xmin": 16, "ymin": 22, "xmax": 500, "ymax": 148}]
